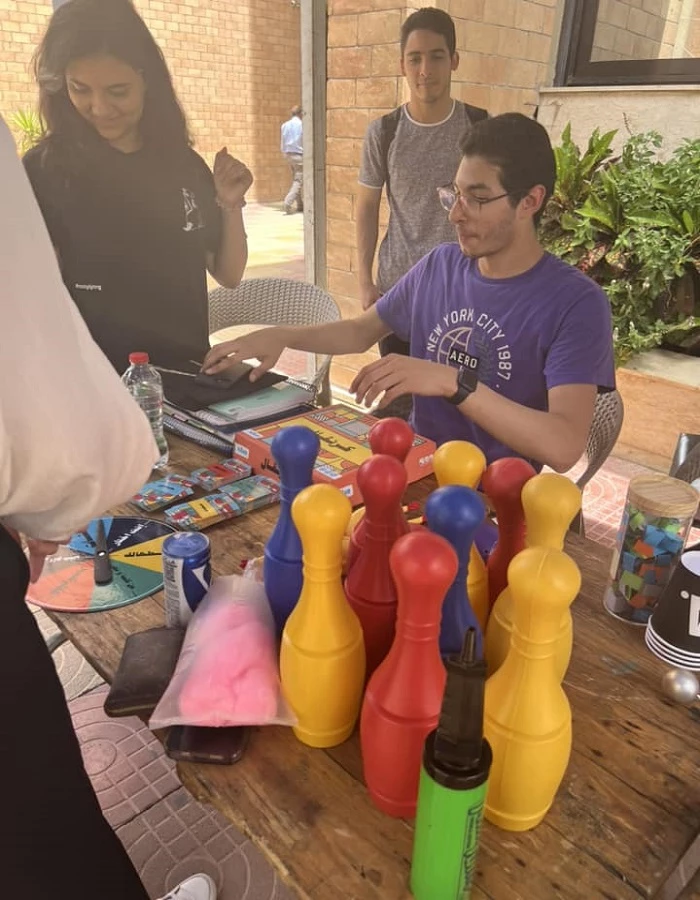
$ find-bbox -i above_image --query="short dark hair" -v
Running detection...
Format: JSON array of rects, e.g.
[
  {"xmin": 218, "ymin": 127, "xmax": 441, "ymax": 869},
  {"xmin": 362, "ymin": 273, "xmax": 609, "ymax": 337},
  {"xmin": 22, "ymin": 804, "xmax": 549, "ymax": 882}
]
[
  {"xmin": 459, "ymin": 113, "xmax": 556, "ymax": 226},
  {"xmin": 400, "ymin": 7, "xmax": 456, "ymax": 57}
]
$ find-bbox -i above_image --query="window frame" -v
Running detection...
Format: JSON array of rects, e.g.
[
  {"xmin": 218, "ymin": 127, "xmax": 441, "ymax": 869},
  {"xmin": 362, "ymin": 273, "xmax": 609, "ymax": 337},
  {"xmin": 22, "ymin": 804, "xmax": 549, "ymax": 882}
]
[{"xmin": 555, "ymin": 0, "xmax": 700, "ymax": 87}]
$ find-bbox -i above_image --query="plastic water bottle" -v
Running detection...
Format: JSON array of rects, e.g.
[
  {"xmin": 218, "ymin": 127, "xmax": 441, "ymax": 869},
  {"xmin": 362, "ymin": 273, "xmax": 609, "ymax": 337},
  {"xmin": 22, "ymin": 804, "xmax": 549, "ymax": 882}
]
[{"xmin": 122, "ymin": 351, "xmax": 169, "ymax": 469}]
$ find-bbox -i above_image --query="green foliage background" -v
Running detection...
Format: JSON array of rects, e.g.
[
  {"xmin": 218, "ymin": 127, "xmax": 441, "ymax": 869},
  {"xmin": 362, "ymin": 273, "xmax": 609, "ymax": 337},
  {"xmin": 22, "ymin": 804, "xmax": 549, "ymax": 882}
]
[{"xmin": 541, "ymin": 125, "xmax": 700, "ymax": 366}]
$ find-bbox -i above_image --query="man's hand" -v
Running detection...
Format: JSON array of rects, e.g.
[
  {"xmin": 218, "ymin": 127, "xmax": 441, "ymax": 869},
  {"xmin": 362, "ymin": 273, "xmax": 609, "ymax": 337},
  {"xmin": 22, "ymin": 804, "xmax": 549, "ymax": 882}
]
[
  {"xmin": 213, "ymin": 147, "xmax": 254, "ymax": 209},
  {"xmin": 351, "ymin": 355, "xmax": 457, "ymax": 408},
  {"xmin": 359, "ymin": 282, "xmax": 382, "ymax": 312},
  {"xmin": 203, "ymin": 327, "xmax": 287, "ymax": 378}
]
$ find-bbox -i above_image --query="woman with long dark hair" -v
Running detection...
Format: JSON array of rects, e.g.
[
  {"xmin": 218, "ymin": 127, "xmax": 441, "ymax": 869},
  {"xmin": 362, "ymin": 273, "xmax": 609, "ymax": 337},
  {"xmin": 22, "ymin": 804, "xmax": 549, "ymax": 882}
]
[{"xmin": 24, "ymin": 0, "xmax": 252, "ymax": 373}]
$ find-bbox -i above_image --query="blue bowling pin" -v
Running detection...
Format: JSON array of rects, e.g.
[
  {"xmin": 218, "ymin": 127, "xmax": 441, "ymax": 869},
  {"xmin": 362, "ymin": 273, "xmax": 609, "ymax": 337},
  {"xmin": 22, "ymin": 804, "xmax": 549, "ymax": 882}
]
[
  {"xmin": 425, "ymin": 485, "xmax": 486, "ymax": 658},
  {"xmin": 264, "ymin": 426, "xmax": 320, "ymax": 635}
]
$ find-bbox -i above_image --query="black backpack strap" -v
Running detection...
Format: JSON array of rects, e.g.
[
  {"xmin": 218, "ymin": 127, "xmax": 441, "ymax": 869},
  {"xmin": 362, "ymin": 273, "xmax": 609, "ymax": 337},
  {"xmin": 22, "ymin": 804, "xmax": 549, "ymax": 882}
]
[
  {"xmin": 379, "ymin": 106, "xmax": 402, "ymax": 201},
  {"xmin": 459, "ymin": 100, "xmax": 489, "ymax": 125},
  {"xmin": 380, "ymin": 101, "xmax": 488, "ymax": 201}
]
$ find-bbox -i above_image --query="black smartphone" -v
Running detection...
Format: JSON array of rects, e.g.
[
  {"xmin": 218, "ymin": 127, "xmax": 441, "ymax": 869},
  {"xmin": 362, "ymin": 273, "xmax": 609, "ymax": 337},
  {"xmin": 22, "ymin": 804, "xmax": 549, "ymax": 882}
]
[
  {"xmin": 165, "ymin": 725, "xmax": 249, "ymax": 765},
  {"xmin": 193, "ymin": 363, "xmax": 252, "ymax": 390}
]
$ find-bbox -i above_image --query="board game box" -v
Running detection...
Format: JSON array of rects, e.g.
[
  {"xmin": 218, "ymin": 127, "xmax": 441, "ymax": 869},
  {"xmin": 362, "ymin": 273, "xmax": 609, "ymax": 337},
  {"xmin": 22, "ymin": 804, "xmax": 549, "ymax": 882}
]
[{"xmin": 232, "ymin": 404, "xmax": 436, "ymax": 505}]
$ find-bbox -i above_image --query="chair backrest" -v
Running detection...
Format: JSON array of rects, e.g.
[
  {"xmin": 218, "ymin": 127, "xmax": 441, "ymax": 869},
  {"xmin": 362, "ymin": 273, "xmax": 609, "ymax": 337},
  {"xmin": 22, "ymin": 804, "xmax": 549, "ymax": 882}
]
[
  {"xmin": 673, "ymin": 442, "xmax": 700, "ymax": 485},
  {"xmin": 208, "ymin": 277, "xmax": 341, "ymax": 395},
  {"xmin": 575, "ymin": 389, "xmax": 625, "ymax": 492}
]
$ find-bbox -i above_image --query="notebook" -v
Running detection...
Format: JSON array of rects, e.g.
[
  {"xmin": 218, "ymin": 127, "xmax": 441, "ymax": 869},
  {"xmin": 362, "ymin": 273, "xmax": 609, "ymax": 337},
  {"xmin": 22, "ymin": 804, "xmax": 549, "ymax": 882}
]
[
  {"xmin": 163, "ymin": 399, "xmax": 316, "ymax": 450},
  {"xmin": 160, "ymin": 365, "xmax": 315, "ymax": 429}
]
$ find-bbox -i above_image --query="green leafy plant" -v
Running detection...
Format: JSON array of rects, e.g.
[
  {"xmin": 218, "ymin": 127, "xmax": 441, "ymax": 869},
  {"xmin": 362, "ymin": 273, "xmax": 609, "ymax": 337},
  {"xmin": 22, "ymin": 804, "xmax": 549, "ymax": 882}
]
[
  {"xmin": 541, "ymin": 125, "xmax": 700, "ymax": 366},
  {"xmin": 10, "ymin": 108, "xmax": 44, "ymax": 154}
]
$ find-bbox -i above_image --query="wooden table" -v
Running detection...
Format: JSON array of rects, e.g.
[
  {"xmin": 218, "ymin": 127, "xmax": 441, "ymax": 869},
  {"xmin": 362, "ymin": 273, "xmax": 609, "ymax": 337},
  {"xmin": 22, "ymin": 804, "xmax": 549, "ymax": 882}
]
[{"xmin": 48, "ymin": 436, "xmax": 700, "ymax": 900}]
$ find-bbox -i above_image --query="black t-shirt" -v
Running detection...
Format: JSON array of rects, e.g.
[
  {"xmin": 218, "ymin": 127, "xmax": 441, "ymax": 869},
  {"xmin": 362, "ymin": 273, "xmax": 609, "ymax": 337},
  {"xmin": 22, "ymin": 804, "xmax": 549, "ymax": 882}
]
[{"xmin": 24, "ymin": 141, "xmax": 221, "ymax": 373}]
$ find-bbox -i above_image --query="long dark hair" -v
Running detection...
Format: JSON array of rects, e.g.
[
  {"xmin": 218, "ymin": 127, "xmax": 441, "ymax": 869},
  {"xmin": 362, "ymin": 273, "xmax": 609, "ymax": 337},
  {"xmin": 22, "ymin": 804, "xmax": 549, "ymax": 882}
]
[{"xmin": 33, "ymin": 0, "xmax": 191, "ymax": 165}]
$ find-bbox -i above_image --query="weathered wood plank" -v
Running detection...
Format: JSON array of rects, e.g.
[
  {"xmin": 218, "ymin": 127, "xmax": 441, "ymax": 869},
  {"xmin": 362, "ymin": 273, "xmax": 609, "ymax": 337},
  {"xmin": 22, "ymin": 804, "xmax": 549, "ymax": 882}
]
[
  {"xmin": 46, "ymin": 437, "xmax": 699, "ymax": 900},
  {"xmin": 181, "ymin": 725, "xmax": 416, "ymax": 900}
]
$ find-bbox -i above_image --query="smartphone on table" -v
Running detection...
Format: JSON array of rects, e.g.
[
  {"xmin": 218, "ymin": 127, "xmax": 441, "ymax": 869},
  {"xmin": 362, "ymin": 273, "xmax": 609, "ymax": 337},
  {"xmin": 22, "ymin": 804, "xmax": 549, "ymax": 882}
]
[{"xmin": 165, "ymin": 725, "xmax": 249, "ymax": 765}]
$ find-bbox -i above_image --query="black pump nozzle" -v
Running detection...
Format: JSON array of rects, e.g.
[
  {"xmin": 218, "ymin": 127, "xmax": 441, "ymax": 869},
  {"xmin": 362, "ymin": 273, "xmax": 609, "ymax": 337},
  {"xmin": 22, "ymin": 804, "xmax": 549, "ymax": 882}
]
[{"xmin": 433, "ymin": 627, "xmax": 486, "ymax": 771}]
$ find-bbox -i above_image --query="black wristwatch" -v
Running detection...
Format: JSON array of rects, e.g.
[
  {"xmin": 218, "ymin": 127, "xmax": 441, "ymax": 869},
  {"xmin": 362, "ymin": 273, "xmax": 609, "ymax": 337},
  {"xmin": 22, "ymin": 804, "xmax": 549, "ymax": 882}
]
[{"xmin": 446, "ymin": 364, "xmax": 479, "ymax": 405}]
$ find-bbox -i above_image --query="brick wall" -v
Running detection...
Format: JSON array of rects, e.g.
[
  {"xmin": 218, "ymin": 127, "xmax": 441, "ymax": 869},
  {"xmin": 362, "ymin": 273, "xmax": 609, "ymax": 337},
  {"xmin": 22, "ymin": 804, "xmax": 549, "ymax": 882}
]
[
  {"xmin": 0, "ymin": 0, "xmax": 301, "ymax": 202},
  {"xmin": 326, "ymin": 0, "xmax": 560, "ymax": 390},
  {"xmin": 591, "ymin": 0, "xmax": 679, "ymax": 63},
  {"xmin": 0, "ymin": 0, "xmax": 52, "ymax": 120}
]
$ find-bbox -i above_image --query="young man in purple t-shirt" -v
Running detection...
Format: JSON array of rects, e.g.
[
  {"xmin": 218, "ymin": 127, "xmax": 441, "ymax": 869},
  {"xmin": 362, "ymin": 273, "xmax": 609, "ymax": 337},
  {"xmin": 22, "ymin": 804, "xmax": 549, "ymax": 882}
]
[{"xmin": 204, "ymin": 113, "xmax": 616, "ymax": 473}]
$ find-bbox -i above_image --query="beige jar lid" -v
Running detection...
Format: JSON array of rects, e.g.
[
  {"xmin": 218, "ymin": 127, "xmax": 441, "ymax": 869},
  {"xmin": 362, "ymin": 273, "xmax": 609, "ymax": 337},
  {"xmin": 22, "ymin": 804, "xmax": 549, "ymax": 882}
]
[{"xmin": 628, "ymin": 473, "xmax": 699, "ymax": 519}]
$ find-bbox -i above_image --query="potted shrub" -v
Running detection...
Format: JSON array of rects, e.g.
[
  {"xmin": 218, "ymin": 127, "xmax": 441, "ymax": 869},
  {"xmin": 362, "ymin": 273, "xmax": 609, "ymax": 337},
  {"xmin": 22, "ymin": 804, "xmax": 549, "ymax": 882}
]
[{"xmin": 540, "ymin": 124, "xmax": 700, "ymax": 365}]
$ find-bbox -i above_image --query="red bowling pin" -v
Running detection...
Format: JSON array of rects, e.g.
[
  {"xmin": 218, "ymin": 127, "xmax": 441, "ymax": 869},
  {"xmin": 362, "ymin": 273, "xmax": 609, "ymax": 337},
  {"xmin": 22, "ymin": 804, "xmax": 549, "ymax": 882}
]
[
  {"xmin": 360, "ymin": 530, "xmax": 458, "ymax": 818},
  {"xmin": 345, "ymin": 455, "xmax": 407, "ymax": 677},
  {"xmin": 346, "ymin": 418, "xmax": 413, "ymax": 572},
  {"xmin": 482, "ymin": 458, "xmax": 536, "ymax": 611}
]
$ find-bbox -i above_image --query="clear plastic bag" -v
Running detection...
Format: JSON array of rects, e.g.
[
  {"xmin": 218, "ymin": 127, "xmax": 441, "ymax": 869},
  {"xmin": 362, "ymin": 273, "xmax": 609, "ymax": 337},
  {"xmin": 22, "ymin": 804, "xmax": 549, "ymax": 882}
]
[{"xmin": 149, "ymin": 574, "xmax": 296, "ymax": 729}]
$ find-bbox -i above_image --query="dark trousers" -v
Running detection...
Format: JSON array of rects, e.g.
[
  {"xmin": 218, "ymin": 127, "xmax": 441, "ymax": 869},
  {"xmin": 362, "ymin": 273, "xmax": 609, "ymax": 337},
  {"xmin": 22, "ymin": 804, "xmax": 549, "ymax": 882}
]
[{"xmin": 0, "ymin": 526, "xmax": 149, "ymax": 899}]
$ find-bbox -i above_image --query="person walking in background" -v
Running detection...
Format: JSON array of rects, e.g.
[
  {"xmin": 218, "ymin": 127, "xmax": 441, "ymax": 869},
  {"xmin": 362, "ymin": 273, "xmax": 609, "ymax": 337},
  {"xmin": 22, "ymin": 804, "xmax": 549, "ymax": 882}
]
[
  {"xmin": 280, "ymin": 104, "xmax": 303, "ymax": 215},
  {"xmin": 24, "ymin": 0, "xmax": 252, "ymax": 375},
  {"xmin": 356, "ymin": 7, "xmax": 487, "ymax": 364},
  {"xmin": 0, "ymin": 113, "xmax": 217, "ymax": 900}
]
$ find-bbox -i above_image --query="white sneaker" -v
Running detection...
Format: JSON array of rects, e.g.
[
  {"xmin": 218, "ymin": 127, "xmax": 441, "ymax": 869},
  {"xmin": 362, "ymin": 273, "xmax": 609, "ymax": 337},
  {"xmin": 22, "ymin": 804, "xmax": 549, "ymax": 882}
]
[{"xmin": 159, "ymin": 873, "xmax": 217, "ymax": 900}]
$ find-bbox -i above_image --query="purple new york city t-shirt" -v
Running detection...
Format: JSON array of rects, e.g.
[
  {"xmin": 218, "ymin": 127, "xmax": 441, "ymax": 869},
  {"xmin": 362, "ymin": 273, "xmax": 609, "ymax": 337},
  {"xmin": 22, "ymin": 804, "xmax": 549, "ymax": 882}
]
[{"xmin": 375, "ymin": 244, "xmax": 616, "ymax": 469}]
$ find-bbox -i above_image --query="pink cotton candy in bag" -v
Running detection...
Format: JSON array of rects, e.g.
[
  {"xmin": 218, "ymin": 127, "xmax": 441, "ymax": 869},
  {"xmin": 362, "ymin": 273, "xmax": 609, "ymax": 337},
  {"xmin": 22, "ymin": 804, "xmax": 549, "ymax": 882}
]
[
  {"xmin": 149, "ymin": 574, "xmax": 296, "ymax": 729},
  {"xmin": 179, "ymin": 619, "xmax": 278, "ymax": 722}
]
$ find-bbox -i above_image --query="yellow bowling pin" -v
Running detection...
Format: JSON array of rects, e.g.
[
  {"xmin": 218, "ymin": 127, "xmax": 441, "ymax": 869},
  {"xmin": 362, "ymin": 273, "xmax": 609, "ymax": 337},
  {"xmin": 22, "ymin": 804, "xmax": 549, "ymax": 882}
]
[
  {"xmin": 484, "ymin": 546, "xmax": 581, "ymax": 831},
  {"xmin": 281, "ymin": 484, "xmax": 366, "ymax": 748},
  {"xmin": 433, "ymin": 441, "xmax": 489, "ymax": 631},
  {"xmin": 485, "ymin": 474, "xmax": 581, "ymax": 678}
]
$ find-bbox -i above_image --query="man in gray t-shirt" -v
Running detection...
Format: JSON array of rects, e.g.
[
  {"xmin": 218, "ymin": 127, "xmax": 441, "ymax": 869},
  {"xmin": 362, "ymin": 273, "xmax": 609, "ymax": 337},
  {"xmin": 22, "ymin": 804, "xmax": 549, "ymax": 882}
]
[{"xmin": 356, "ymin": 7, "xmax": 487, "ymax": 359}]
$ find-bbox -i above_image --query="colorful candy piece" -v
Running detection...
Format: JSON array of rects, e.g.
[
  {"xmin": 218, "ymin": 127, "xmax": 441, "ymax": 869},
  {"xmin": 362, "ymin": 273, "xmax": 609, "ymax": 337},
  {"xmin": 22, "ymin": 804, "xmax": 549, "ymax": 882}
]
[
  {"xmin": 660, "ymin": 534, "xmax": 683, "ymax": 554},
  {"xmin": 620, "ymin": 570, "xmax": 643, "ymax": 593},
  {"xmin": 633, "ymin": 540, "xmax": 655, "ymax": 558},
  {"xmin": 622, "ymin": 552, "xmax": 637, "ymax": 572}
]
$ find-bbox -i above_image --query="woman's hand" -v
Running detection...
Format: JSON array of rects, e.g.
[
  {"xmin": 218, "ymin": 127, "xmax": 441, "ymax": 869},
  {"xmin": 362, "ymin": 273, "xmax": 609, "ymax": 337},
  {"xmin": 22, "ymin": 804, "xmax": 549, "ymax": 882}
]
[
  {"xmin": 213, "ymin": 147, "xmax": 253, "ymax": 210},
  {"xmin": 26, "ymin": 538, "xmax": 62, "ymax": 583},
  {"xmin": 4, "ymin": 526, "xmax": 64, "ymax": 582}
]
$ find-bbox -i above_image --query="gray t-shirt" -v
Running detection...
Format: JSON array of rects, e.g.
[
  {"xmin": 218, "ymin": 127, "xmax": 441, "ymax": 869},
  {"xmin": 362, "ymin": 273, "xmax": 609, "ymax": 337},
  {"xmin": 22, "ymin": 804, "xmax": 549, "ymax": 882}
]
[{"xmin": 359, "ymin": 101, "xmax": 475, "ymax": 293}]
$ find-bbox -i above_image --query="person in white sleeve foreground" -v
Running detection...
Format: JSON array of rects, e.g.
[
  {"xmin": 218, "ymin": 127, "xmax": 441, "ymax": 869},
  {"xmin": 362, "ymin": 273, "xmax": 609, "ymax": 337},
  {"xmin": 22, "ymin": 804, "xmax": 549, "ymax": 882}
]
[{"xmin": 0, "ymin": 115, "xmax": 216, "ymax": 900}]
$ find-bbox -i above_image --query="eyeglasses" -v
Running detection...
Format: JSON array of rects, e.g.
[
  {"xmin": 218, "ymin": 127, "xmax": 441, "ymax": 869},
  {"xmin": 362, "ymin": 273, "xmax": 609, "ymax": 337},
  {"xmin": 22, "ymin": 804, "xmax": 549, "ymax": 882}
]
[{"xmin": 437, "ymin": 183, "xmax": 522, "ymax": 214}]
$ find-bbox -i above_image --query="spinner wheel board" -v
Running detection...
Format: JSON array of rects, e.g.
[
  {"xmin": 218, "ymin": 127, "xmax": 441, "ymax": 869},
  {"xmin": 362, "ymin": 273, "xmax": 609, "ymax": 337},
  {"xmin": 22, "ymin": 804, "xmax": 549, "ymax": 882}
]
[{"xmin": 26, "ymin": 516, "xmax": 175, "ymax": 613}]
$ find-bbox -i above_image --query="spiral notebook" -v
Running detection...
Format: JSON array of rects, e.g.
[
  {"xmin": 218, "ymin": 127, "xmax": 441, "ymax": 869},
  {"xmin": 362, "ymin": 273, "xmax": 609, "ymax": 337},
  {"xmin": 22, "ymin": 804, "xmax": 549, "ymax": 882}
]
[
  {"xmin": 163, "ymin": 408, "xmax": 234, "ymax": 453},
  {"xmin": 163, "ymin": 392, "xmax": 316, "ymax": 451}
]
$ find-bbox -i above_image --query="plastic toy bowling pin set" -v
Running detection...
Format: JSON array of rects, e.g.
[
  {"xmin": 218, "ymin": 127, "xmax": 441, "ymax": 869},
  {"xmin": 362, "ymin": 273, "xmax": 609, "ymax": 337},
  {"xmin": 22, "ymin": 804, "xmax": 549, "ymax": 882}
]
[{"xmin": 262, "ymin": 424, "xmax": 585, "ymax": 849}]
